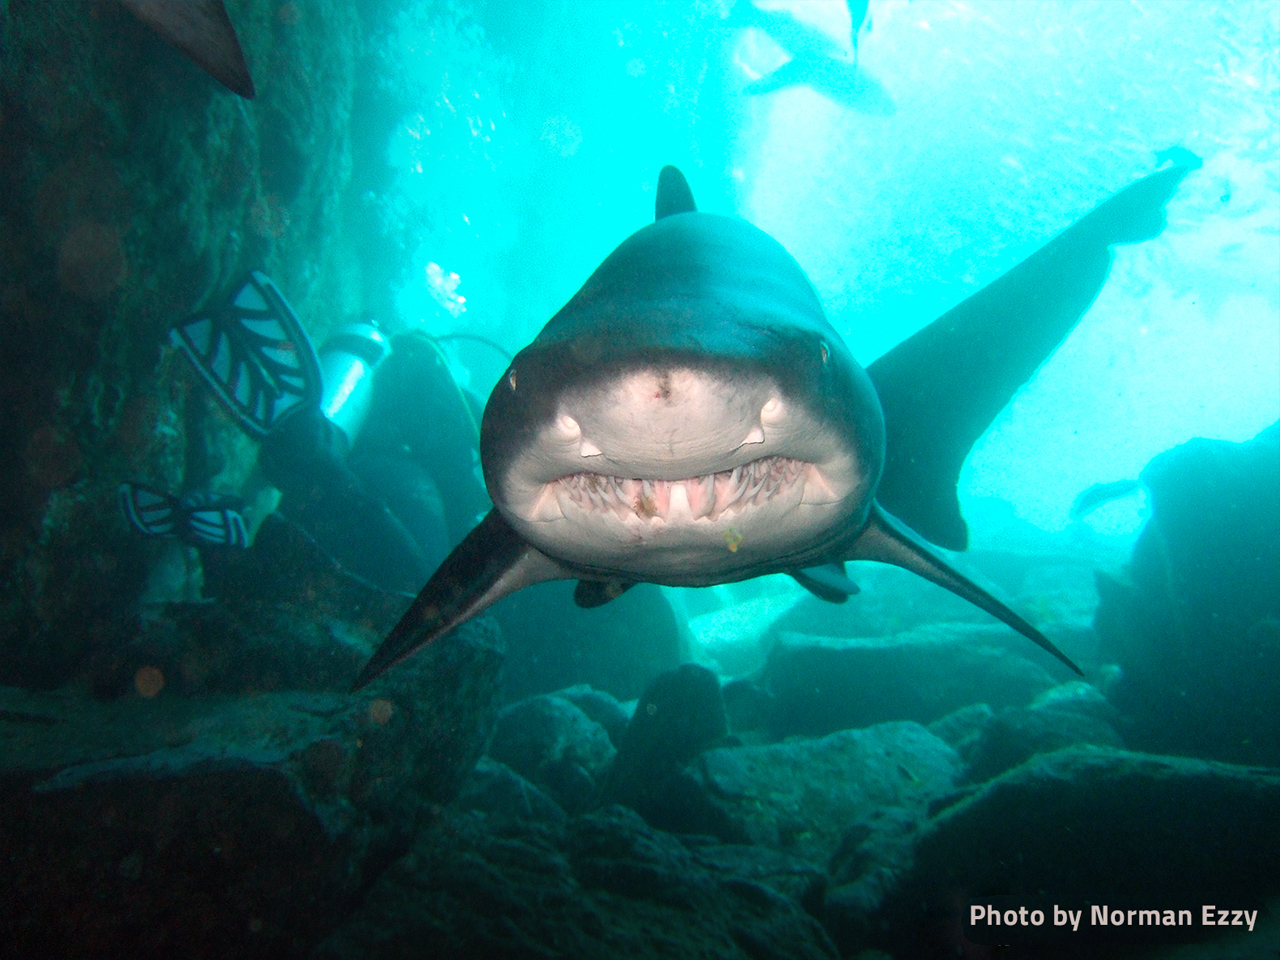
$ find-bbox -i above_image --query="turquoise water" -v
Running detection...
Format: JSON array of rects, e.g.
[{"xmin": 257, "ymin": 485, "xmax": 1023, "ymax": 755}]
[{"xmin": 384, "ymin": 0, "xmax": 1277, "ymax": 538}]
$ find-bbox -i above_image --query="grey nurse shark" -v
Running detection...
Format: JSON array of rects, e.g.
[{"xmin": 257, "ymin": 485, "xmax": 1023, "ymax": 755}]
[{"xmin": 354, "ymin": 159, "xmax": 1196, "ymax": 689}]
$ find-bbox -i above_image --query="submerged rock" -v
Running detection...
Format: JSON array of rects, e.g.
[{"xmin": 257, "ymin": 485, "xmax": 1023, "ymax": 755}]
[
  {"xmin": 486, "ymin": 691, "xmax": 616, "ymax": 814},
  {"xmin": 673, "ymin": 722, "xmax": 961, "ymax": 868},
  {"xmin": 748, "ymin": 626, "xmax": 1063, "ymax": 740},
  {"xmin": 827, "ymin": 746, "xmax": 1280, "ymax": 957},
  {"xmin": 1095, "ymin": 421, "xmax": 1280, "ymax": 766},
  {"xmin": 452, "ymin": 756, "xmax": 566, "ymax": 824},
  {"xmin": 600, "ymin": 663, "xmax": 730, "ymax": 825},
  {"xmin": 493, "ymin": 580, "xmax": 683, "ymax": 702},
  {"xmin": 936, "ymin": 681, "xmax": 1125, "ymax": 783},
  {"xmin": 0, "ymin": 619, "xmax": 504, "ymax": 958},
  {"xmin": 313, "ymin": 805, "xmax": 839, "ymax": 960},
  {"xmin": 554, "ymin": 683, "xmax": 633, "ymax": 747}
]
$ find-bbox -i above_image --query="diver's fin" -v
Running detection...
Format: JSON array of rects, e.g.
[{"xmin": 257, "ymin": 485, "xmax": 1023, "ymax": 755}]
[
  {"xmin": 573, "ymin": 579, "xmax": 636, "ymax": 608},
  {"xmin": 790, "ymin": 563, "xmax": 861, "ymax": 603},
  {"xmin": 120, "ymin": 483, "xmax": 249, "ymax": 548},
  {"xmin": 848, "ymin": 502, "xmax": 1083, "ymax": 675},
  {"xmin": 656, "ymin": 166, "xmax": 697, "ymax": 220},
  {"xmin": 353, "ymin": 510, "xmax": 570, "ymax": 690},
  {"xmin": 170, "ymin": 271, "xmax": 322, "ymax": 439},
  {"xmin": 182, "ymin": 495, "xmax": 249, "ymax": 548},
  {"xmin": 119, "ymin": 482, "xmax": 181, "ymax": 538},
  {"xmin": 1069, "ymin": 478, "xmax": 1142, "ymax": 521},
  {"xmin": 121, "ymin": 0, "xmax": 256, "ymax": 99},
  {"xmin": 867, "ymin": 161, "xmax": 1196, "ymax": 550}
]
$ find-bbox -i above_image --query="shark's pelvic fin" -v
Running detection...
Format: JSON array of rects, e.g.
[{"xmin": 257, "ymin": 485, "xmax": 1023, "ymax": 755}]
[
  {"xmin": 848, "ymin": 502, "xmax": 1083, "ymax": 675},
  {"xmin": 353, "ymin": 510, "xmax": 569, "ymax": 690},
  {"xmin": 790, "ymin": 563, "xmax": 861, "ymax": 603},
  {"xmin": 573, "ymin": 580, "xmax": 637, "ymax": 608},
  {"xmin": 867, "ymin": 160, "xmax": 1197, "ymax": 550},
  {"xmin": 122, "ymin": 0, "xmax": 256, "ymax": 99},
  {"xmin": 656, "ymin": 165, "xmax": 697, "ymax": 220}
]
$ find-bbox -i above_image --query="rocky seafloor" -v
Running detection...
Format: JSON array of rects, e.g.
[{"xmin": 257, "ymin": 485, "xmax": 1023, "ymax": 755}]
[{"xmin": 4, "ymin": 461, "xmax": 1279, "ymax": 960}]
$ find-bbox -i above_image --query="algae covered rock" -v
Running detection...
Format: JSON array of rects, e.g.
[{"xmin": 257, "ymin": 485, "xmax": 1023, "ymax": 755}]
[
  {"xmin": 486, "ymin": 690, "xmax": 616, "ymax": 814},
  {"xmin": 313, "ymin": 805, "xmax": 839, "ymax": 960},
  {"xmin": 827, "ymin": 746, "xmax": 1280, "ymax": 957},
  {"xmin": 0, "ymin": 618, "xmax": 504, "ymax": 958},
  {"xmin": 1096, "ymin": 422, "xmax": 1280, "ymax": 766}
]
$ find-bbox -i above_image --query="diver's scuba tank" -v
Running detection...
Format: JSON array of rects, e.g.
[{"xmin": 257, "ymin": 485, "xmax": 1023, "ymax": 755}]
[{"xmin": 316, "ymin": 320, "xmax": 390, "ymax": 450}]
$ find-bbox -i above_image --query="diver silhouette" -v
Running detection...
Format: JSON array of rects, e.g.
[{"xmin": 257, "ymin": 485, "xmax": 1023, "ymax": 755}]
[{"xmin": 121, "ymin": 271, "xmax": 488, "ymax": 596}]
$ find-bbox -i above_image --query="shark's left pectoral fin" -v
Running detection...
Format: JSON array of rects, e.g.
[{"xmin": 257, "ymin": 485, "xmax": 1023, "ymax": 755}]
[
  {"xmin": 849, "ymin": 503, "xmax": 1083, "ymax": 675},
  {"xmin": 353, "ymin": 510, "xmax": 570, "ymax": 690},
  {"xmin": 790, "ymin": 563, "xmax": 861, "ymax": 603}
]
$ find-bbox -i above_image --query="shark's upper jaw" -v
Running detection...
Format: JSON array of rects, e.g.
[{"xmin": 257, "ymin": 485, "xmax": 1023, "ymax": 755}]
[{"xmin": 490, "ymin": 365, "xmax": 870, "ymax": 582}]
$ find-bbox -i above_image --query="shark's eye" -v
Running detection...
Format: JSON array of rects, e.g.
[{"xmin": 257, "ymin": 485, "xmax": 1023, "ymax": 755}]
[
  {"xmin": 819, "ymin": 341, "xmax": 830, "ymax": 365},
  {"xmin": 507, "ymin": 368, "xmax": 518, "ymax": 391}
]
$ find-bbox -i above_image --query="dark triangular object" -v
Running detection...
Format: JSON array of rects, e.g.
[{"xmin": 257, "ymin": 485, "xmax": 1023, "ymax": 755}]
[
  {"xmin": 122, "ymin": 0, "xmax": 256, "ymax": 99},
  {"xmin": 353, "ymin": 510, "xmax": 567, "ymax": 690},
  {"xmin": 655, "ymin": 166, "xmax": 697, "ymax": 220},
  {"xmin": 867, "ymin": 161, "xmax": 1196, "ymax": 550},
  {"xmin": 573, "ymin": 580, "xmax": 636, "ymax": 607},
  {"xmin": 790, "ymin": 563, "xmax": 861, "ymax": 603}
]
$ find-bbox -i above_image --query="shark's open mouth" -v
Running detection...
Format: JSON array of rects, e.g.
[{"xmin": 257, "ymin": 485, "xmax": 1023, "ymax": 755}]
[{"xmin": 554, "ymin": 455, "xmax": 810, "ymax": 522}]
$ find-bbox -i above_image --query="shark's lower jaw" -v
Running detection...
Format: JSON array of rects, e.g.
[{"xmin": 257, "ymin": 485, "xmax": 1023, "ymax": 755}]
[
  {"xmin": 555, "ymin": 455, "xmax": 807, "ymax": 523},
  {"xmin": 496, "ymin": 451, "xmax": 863, "ymax": 583}
]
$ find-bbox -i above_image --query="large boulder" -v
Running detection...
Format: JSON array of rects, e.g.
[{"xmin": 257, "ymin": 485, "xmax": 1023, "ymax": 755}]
[
  {"xmin": 0, "ymin": 619, "xmax": 504, "ymax": 958},
  {"xmin": 669, "ymin": 722, "xmax": 962, "ymax": 869},
  {"xmin": 827, "ymin": 746, "xmax": 1280, "ymax": 958},
  {"xmin": 313, "ymin": 805, "xmax": 839, "ymax": 960},
  {"xmin": 1095, "ymin": 422, "xmax": 1280, "ymax": 765},
  {"xmin": 744, "ymin": 626, "xmax": 1066, "ymax": 740},
  {"xmin": 486, "ymin": 692, "xmax": 616, "ymax": 814},
  {"xmin": 599, "ymin": 663, "xmax": 730, "ymax": 827},
  {"xmin": 954, "ymin": 681, "xmax": 1125, "ymax": 783}
]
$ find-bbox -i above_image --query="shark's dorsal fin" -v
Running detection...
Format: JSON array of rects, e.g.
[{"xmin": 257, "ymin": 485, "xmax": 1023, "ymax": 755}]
[
  {"xmin": 655, "ymin": 166, "xmax": 697, "ymax": 220},
  {"xmin": 790, "ymin": 563, "xmax": 861, "ymax": 603},
  {"xmin": 847, "ymin": 502, "xmax": 1082, "ymax": 675},
  {"xmin": 867, "ymin": 161, "xmax": 1196, "ymax": 550},
  {"xmin": 352, "ymin": 510, "xmax": 569, "ymax": 690}
]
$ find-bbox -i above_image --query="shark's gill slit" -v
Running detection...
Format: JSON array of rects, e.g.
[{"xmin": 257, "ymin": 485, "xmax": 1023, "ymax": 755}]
[{"xmin": 553, "ymin": 455, "xmax": 808, "ymax": 521}]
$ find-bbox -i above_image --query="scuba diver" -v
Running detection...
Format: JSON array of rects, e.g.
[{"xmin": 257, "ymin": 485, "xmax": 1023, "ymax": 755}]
[{"xmin": 121, "ymin": 271, "xmax": 491, "ymax": 596}]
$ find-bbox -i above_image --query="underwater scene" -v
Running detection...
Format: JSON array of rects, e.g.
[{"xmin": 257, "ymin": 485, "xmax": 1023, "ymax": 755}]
[{"xmin": 1, "ymin": 1, "xmax": 1278, "ymax": 957}]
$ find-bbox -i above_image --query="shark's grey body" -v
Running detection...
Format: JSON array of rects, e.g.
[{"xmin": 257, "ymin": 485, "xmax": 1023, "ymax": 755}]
[{"xmin": 354, "ymin": 161, "xmax": 1195, "ymax": 689}]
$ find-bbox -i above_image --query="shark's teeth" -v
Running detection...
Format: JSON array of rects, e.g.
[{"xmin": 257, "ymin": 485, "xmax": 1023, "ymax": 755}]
[{"xmin": 553, "ymin": 456, "xmax": 811, "ymax": 523}]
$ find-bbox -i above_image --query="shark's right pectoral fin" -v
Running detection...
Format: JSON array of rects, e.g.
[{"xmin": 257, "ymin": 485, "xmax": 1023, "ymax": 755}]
[
  {"xmin": 352, "ymin": 510, "xmax": 570, "ymax": 690},
  {"xmin": 848, "ymin": 502, "xmax": 1083, "ymax": 675}
]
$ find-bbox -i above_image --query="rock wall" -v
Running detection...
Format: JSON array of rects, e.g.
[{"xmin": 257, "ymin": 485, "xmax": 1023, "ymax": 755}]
[{"xmin": 0, "ymin": 1, "xmax": 360, "ymax": 686}]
